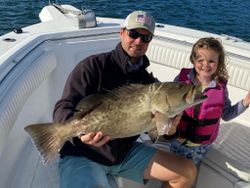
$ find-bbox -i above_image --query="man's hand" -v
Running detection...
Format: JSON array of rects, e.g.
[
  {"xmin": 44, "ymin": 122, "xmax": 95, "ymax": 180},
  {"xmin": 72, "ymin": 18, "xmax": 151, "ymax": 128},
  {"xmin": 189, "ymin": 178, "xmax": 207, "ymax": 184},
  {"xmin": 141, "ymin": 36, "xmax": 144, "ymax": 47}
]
[{"xmin": 79, "ymin": 131, "xmax": 110, "ymax": 147}]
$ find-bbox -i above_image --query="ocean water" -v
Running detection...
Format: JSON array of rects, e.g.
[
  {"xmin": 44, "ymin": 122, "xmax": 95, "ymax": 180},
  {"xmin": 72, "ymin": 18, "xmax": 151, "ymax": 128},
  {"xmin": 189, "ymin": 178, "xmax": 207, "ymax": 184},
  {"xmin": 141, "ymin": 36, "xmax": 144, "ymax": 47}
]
[{"xmin": 0, "ymin": 0, "xmax": 250, "ymax": 42}]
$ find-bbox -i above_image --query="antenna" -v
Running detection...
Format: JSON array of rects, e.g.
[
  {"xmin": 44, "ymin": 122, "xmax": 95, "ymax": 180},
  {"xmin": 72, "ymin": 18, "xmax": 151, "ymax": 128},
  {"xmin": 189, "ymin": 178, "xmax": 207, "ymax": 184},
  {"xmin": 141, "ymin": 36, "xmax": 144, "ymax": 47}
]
[{"xmin": 49, "ymin": 0, "xmax": 59, "ymax": 5}]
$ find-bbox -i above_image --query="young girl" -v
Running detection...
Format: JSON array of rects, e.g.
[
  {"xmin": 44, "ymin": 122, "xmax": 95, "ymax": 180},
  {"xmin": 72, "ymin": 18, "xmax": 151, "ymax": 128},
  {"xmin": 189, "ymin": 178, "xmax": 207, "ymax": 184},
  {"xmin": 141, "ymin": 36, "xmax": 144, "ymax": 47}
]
[{"xmin": 167, "ymin": 37, "xmax": 250, "ymax": 164}]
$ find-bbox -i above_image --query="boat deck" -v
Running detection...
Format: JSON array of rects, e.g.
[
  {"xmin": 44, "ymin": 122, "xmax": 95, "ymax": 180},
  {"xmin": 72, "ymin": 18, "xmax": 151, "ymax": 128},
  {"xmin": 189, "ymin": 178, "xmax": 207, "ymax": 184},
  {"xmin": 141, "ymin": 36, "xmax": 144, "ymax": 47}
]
[{"xmin": 0, "ymin": 5, "xmax": 250, "ymax": 188}]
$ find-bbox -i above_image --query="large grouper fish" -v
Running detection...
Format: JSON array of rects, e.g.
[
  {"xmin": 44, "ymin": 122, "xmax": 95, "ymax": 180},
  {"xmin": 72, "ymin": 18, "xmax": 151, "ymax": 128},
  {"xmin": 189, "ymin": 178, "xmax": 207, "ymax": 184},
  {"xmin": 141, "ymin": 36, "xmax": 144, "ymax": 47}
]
[{"xmin": 24, "ymin": 82, "xmax": 207, "ymax": 164}]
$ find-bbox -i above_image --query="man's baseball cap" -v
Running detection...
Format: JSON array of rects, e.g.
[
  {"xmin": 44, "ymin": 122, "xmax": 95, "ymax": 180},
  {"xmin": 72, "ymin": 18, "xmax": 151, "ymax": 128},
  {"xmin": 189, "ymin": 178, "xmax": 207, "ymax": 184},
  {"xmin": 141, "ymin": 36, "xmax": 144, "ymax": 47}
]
[{"xmin": 123, "ymin": 11, "xmax": 155, "ymax": 35}]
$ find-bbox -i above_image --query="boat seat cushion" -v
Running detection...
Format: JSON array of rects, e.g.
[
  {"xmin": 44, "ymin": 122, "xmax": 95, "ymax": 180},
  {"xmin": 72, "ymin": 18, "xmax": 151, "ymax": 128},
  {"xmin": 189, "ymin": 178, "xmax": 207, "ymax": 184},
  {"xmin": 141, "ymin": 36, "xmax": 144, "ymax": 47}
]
[
  {"xmin": 147, "ymin": 121, "xmax": 250, "ymax": 183},
  {"xmin": 204, "ymin": 122, "xmax": 250, "ymax": 182}
]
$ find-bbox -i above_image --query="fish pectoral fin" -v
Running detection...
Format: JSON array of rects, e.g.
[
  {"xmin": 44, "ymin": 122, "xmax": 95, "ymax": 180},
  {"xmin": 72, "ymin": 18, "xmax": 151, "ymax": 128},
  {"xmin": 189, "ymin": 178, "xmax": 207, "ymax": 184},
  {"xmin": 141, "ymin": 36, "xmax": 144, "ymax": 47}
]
[
  {"xmin": 74, "ymin": 94, "xmax": 104, "ymax": 119},
  {"xmin": 154, "ymin": 111, "xmax": 170, "ymax": 136},
  {"xmin": 69, "ymin": 137, "xmax": 75, "ymax": 145},
  {"xmin": 148, "ymin": 128, "xmax": 159, "ymax": 143}
]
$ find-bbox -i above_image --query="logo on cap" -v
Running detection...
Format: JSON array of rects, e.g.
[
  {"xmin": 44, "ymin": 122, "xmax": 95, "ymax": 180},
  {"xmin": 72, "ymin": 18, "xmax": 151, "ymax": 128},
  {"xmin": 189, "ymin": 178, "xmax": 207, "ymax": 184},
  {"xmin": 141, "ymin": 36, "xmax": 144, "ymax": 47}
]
[
  {"xmin": 136, "ymin": 14, "xmax": 152, "ymax": 26},
  {"xmin": 123, "ymin": 11, "xmax": 155, "ymax": 34}
]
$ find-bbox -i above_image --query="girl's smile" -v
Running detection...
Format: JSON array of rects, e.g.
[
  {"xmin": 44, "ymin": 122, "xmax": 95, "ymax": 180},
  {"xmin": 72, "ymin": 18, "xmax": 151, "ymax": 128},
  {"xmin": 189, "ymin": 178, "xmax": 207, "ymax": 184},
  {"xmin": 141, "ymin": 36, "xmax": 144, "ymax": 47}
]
[{"xmin": 193, "ymin": 48, "xmax": 219, "ymax": 84}]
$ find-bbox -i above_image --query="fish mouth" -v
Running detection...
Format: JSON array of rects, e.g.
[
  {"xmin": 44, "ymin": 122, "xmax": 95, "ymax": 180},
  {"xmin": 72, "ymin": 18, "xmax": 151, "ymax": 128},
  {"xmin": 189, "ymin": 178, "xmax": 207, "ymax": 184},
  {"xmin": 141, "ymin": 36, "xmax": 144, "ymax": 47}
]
[
  {"xmin": 201, "ymin": 95, "xmax": 208, "ymax": 99},
  {"xmin": 193, "ymin": 93, "xmax": 208, "ymax": 105},
  {"xmin": 195, "ymin": 93, "xmax": 207, "ymax": 100},
  {"xmin": 185, "ymin": 85, "xmax": 207, "ymax": 104}
]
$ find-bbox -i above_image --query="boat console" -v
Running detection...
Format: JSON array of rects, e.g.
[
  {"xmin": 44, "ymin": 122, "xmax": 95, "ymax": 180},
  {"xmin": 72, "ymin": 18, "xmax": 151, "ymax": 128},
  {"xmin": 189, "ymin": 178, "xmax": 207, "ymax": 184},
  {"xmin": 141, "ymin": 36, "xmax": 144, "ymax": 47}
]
[{"xmin": 39, "ymin": 4, "xmax": 97, "ymax": 29}]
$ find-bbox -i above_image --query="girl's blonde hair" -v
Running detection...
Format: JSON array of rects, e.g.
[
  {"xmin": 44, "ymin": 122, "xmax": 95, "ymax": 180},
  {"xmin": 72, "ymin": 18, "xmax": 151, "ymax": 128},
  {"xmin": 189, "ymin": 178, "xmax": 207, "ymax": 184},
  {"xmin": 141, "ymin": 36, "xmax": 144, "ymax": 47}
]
[{"xmin": 190, "ymin": 37, "xmax": 229, "ymax": 83}]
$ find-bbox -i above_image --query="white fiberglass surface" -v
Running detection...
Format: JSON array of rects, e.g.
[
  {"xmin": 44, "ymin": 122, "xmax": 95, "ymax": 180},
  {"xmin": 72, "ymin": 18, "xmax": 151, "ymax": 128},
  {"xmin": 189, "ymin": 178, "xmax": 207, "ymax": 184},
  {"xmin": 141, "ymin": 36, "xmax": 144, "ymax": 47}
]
[
  {"xmin": 1, "ymin": 28, "xmax": 250, "ymax": 188},
  {"xmin": 0, "ymin": 34, "xmax": 120, "ymax": 188}
]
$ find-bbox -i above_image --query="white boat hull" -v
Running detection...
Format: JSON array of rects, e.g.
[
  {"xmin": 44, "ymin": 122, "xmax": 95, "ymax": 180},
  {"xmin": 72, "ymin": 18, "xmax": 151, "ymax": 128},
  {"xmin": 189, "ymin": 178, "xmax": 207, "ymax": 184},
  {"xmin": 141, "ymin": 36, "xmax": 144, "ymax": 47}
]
[{"xmin": 0, "ymin": 4, "xmax": 250, "ymax": 188}]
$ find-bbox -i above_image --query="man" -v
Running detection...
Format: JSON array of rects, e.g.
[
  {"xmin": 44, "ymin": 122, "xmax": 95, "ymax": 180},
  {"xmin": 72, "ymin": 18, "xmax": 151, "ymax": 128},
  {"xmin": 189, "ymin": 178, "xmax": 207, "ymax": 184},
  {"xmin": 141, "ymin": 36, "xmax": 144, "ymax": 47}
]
[{"xmin": 53, "ymin": 10, "xmax": 196, "ymax": 188}]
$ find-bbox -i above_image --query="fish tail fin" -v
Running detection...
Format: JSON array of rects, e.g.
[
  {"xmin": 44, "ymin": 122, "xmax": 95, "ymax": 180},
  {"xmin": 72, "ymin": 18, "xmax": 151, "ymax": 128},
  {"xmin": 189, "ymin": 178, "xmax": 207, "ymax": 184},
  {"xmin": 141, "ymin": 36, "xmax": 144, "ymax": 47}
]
[{"xmin": 24, "ymin": 122, "xmax": 66, "ymax": 164}]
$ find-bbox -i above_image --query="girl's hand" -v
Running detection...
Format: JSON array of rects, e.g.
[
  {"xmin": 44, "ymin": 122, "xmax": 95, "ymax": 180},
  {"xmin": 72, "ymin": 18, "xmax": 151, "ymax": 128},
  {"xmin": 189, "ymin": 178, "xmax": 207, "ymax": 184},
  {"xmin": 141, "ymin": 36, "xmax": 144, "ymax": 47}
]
[{"xmin": 242, "ymin": 90, "xmax": 250, "ymax": 107}]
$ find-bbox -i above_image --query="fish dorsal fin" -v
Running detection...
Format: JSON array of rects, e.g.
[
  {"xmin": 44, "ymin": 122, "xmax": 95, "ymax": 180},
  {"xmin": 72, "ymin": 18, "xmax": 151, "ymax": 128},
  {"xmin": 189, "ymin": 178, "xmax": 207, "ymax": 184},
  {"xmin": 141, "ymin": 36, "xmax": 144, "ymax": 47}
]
[
  {"xmin": 105, "ymin": 84, "xmax": 145, "ymax": 100},
  {"xmin": 74, "ymin": 84, "xmax": 146, "ymax": 119},
  {"xmin": 74, "ymin": 94, "xmax": 104, "ymax": 119}
]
